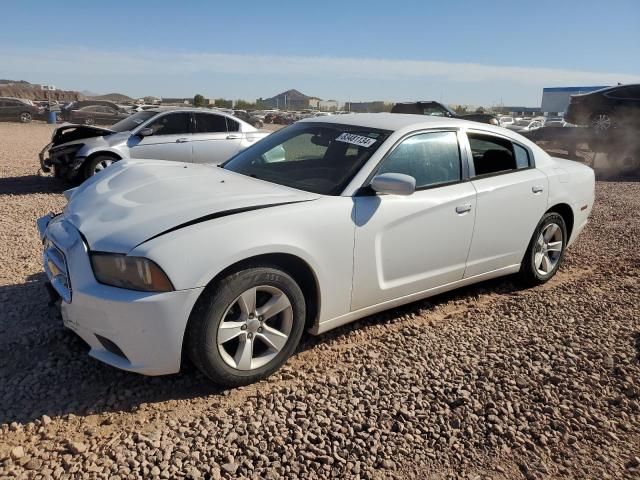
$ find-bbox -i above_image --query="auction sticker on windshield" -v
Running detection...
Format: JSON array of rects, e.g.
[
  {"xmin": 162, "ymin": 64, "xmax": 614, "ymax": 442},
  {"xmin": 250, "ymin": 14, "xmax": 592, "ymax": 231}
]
[{"xmin": 335, "ymin": 133, "xmax": 377, "ymax": 148}]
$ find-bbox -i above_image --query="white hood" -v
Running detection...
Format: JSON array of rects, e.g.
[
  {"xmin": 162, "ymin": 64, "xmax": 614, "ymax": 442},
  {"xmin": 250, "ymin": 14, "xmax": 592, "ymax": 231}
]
[{"xmin": 65, "ymin": 160, "xmax": 321, "ymax": 252}]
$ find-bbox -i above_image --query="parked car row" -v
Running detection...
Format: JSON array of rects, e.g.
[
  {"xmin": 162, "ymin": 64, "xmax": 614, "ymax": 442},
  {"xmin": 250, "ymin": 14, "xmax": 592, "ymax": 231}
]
[
  {"xmin": 36, "ymin": 112, "xmax": 595, "ymax": 386},
  {"xmin": 0, "ymin": 97, "xmax": 45, "ymax": 123}
]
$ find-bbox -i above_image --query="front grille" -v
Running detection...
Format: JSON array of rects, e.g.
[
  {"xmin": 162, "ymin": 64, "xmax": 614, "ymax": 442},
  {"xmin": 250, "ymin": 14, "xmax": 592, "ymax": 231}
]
[{"xmin": 43, "ymin": 237, "xmax": 72, "ymax": 303}]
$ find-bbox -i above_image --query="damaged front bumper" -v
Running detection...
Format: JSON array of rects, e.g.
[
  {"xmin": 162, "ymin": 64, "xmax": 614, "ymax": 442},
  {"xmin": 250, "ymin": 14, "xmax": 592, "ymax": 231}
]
[{"xmin": 39, "ymin": 143, "xmax": 86, "ymax": 178}]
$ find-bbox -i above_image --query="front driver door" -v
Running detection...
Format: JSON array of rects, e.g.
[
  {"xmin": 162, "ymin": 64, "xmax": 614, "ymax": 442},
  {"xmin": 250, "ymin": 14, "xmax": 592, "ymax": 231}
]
[
  {"xmin": 351, "ymin": 130, "xmax": 477, "ymax": 311},
  {"xmin": 128, "ymin": 111, "xmax": 193, "ymax": 162}
]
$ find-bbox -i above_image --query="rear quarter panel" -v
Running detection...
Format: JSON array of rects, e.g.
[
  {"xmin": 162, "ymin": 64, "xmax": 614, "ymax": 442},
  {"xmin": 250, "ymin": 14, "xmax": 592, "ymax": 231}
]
[{"xmin": 540, "ymin": 158, "xmax": 595, "ymax": 246}]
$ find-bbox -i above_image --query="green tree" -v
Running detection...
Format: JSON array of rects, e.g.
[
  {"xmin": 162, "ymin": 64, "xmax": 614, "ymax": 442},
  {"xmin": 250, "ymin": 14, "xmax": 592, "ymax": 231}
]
[
  {"xmin": 213, "ymin": 98, "xmax": 233, "ymax": 109},
  {"xmin": 193, "ymin": 94, "xmax": 206, "ymax": 107}
]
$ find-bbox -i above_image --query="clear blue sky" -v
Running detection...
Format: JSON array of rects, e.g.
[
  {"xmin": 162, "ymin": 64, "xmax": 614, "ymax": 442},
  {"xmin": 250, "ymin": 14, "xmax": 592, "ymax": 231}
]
[{"xmin": 2, "ymin": 0, "xmax": 639, "ymax": 106}]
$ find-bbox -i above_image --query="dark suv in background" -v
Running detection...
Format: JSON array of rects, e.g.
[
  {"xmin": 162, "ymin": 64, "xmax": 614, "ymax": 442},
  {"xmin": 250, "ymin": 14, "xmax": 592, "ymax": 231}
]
[
  {"xmin": 564, "ymin": 84, "xmax": 640, "ymax": 133},
  {"xmin": 0, "ymin": 97, "xmax": 43, "ymax": 123},
  {"xmin": 391, "ymin": 101, "xmax": 499, "ymax": 125}
]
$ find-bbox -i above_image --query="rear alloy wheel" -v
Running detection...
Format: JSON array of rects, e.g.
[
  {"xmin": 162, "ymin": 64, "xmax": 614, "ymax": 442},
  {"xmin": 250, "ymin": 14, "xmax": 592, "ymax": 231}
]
[
  {"xmin": 186, "ymin": 266, "xmax": 305, "ymax": 386},
  {"xmin": 84, "ymin": 155, "xmax": 118, "ymax": 179},
  {"xmin": 590, "ymin": 112, "xmax": 613, "ymax": 133},
  {"xmin": 84, "ymin": 117, "xmax": 95, "ymax": 126},
  {"xmin": 519, "ymin": 212, "xmax": 567, "ymax": 285},
  {"xmin": 19, "ymin": 112, "xmax": 32, "ymax": 123}
]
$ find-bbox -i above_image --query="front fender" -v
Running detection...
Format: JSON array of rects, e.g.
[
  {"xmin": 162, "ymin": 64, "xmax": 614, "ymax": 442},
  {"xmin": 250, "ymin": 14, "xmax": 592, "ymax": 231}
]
[{"xmin": 130, "ymin": 197, "xmax": 356, "ymax": 324}]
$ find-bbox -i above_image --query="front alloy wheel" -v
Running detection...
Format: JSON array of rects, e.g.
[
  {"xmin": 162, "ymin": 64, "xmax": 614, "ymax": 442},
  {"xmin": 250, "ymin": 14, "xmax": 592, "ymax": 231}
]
[
  {"xmin": 84, "ymin": 155, "xmax": 119, "ymax": 179},
  {"xmin": 186, "ymin": 266, "xmax": 306, "ymax": 386},
  {"xmin": 217, "ymin": 286, "xmax": 293, "ymax": 370}
]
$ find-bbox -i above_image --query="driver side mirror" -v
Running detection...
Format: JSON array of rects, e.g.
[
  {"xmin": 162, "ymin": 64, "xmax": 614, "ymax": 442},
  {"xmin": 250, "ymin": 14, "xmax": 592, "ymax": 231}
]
[
  {"xmin": 138, "ymin": 127, "xmax": 154, "ymax": 137},
  {"xmin": 370, "ymin": 173, "xmax": 416, "ymax": 196}
]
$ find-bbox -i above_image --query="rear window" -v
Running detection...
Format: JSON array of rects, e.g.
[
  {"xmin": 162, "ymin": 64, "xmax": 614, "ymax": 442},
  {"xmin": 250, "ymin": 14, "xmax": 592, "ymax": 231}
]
[{"xmin": 468, "ymin": 133, "xmax": 531, "ymax": 176}]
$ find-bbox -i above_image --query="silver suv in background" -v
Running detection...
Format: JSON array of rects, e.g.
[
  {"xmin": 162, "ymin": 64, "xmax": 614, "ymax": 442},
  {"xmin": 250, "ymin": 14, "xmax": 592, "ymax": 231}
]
[{"xmin": 40, "ymin": 107, "xmax": 270, "ymax": 181}]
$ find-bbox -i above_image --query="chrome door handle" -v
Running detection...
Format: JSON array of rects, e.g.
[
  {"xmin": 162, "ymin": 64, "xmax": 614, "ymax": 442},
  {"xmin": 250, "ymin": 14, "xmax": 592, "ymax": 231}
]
[
  {"xmin": 226, "ymin": 134, "xmax": 242, "ymax": 139},
  {"xmin": 532, "ymin": 185, "xmax": 544, "ymax": 193},
  {"xmin": 455, "ymin": 204, "xmax": 472, "ymax": 214},
  {"xmin": 176, "ymin": 138, "xmax": 190, "ymax": 143}
]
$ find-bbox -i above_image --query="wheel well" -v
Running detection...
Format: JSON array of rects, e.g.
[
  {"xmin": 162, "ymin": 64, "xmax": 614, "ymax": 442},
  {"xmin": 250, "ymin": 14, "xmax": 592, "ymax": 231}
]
[
  {"xmin": 196, "ymin": 253, "xmax": 320, "ymax": 331},
  {"xmin": 85, "ymin": 151, "xmax": 121, "ymax": 163},
  {"xmin": 547, "ymin": 203, "xmax": 574, "ymax": 239}
]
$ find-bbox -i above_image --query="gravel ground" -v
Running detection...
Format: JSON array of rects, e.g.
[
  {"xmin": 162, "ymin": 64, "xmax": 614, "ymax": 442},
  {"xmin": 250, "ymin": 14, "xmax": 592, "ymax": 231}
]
[{"xmin": 0, "ymin": 121, "xmax": 639, "ymax": 479}]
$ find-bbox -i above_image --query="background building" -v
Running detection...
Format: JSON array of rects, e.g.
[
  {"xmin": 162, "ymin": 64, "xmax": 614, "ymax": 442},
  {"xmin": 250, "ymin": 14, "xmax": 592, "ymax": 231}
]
[
  {"xmin": 318, "ymin": 99, "xmax": 341, "ymax": 111},
  {"xmin": 261, "ymin": 89, "xmax": 310, "ymax": 110},
  {"xmin": 541, "ymin": 86, "xmax": 608, "ymax": 115}
]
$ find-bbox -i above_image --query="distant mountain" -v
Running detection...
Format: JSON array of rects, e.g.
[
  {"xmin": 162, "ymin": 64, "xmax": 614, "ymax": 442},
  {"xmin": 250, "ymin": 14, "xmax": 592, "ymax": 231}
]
[
  {"xmin": 80, "ymin": 89, "xmax": 101, "ymax": 97},
  {"xmin": 86, "ymin": 92, "xmax": 134, "ymax": 103},
  {"xmin": 0, "ymin": 80, "xmax": 81, "ymax": 102},
  {"xmin": 0, "ymin": 79, "xmax": 32, "ymax": 85}
]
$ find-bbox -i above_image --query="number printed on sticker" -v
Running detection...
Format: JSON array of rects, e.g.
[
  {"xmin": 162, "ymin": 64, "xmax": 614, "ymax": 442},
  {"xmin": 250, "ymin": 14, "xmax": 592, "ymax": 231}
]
[{"xmin": 335, "ymin": 133, "xmax": 377, "ymax": 148}]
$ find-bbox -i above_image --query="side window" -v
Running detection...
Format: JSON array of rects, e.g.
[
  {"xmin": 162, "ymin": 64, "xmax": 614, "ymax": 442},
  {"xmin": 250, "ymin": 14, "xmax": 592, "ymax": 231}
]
[
  {"xmin": 148, "ymin": 112, "xmax": 191, "ymax": 135},
  {"xmin": 194, "ymin": 113, "xmax": 227, "ymax": 133},
  {"xmin": 378, "ymin": 131, "xmax": 461, "ymax": 189},
  {"xmin": 422, "ymin": 105, "xmax": 446, "ymax": 116},
  {"xmin": 468, "ymin": 133, "xmax": 528, "ymax": 176},
  {"xmin": 226, "ymin": 117, "xmax": 240, "ymax": 132},
  {"xmin": 514, "ymin": 144, "xmax": 530, "ymax": 169}
]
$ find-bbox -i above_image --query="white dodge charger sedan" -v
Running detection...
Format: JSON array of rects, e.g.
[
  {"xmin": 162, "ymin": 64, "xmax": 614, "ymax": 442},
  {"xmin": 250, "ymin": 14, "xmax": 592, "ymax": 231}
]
[{"xmin": 37, "ymin": 114, "xmax": 594, "ymax": 386}]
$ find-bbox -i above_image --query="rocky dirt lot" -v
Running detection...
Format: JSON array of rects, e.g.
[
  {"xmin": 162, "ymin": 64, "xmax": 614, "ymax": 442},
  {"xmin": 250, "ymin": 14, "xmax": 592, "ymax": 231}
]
[{"xmin": 0, "ymin": 122, "xmax": 639, "ymax": 479}]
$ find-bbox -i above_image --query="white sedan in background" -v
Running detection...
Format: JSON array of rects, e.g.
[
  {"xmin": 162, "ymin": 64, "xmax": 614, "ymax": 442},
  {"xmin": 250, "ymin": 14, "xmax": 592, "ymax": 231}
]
[
  {"xmin": 37, "ymin": 114, "xmax": 594, "ymax": 386},
  {"xmin": 40, "ymin": 107, "xmax": 268, "ymax": 181}
]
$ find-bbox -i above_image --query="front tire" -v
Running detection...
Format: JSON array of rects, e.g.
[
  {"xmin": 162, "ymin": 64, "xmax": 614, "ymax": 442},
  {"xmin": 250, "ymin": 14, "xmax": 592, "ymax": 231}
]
[
  {"xmin": 186, "ymin": 266, "xmax": 306, "ymax": 387},
  {"xmin": 19, "ymin": 112, "xmax": 32, "ymax": 123},
  {"xmin": 519, "ymin": 212, "xmax": 567, "ymax": 286},
  {"xmin": 84, "ymin": 155, "xmax": 119, "ymax": 179}
]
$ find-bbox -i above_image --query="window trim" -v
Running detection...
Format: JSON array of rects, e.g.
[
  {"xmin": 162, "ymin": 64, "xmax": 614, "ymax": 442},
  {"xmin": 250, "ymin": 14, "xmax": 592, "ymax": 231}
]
[
  {"xmin": 463, "ymin": 128, "xmax": 536, "ymax": 180},
  {"xmin": 359, "ymin": 128, "xmax": 469, "ymax": 194}
]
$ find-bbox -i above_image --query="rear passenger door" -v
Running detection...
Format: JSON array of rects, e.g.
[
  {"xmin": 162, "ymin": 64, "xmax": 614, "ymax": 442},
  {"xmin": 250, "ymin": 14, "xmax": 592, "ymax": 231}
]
[
  {"xmin": 191, "ymin": 113, "xmax": 244, "ymax": 164},
  {"xmin": 463, "ymin": 130, "xmax": 548, "ymax": 278}
]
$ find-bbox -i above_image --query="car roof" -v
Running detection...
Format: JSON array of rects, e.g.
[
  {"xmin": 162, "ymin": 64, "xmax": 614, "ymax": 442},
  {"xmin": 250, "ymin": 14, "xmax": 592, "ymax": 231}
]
[
  {"xmin": 142, "ymin": 106, "xmax": 255, "ymax": 129},
  {"xmin": 297, "ymin": 112, "xmax": 485, "ymax": 131}
]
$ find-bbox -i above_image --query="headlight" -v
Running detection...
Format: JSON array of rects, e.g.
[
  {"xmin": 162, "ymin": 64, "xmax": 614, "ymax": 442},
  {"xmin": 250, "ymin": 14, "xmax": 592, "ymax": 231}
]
[{"xmin": 90, "ymin": 253, "xmax": 174, "ymax": 292}]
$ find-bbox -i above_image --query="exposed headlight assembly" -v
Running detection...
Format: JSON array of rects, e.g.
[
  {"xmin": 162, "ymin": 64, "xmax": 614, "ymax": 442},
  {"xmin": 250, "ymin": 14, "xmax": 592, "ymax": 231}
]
[
  {"xmin": 90, "ymin": 253, "xmax": 174, "ymax": 292},
  {"xmin": 50, "ymin": 143, "xmax": 84, "ymax": 157}
]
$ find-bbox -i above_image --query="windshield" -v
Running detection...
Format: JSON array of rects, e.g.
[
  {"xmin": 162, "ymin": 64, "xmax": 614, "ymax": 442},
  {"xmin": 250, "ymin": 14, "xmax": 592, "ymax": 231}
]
[
  {"xmin": 110, "ymin": 111, "xmax": 157, "ymax": 132},
  {"xmin": 223, "ymin": 122, "xmax": 392, "ymax": 195}
]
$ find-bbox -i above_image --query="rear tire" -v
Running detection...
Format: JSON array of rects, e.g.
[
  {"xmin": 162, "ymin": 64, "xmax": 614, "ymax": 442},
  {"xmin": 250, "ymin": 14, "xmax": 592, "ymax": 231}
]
[
  {"xmin": 84, "ymin": 117, "xmax": 95, "ymax": 126},
  {"xmin": 19, "ymin": 112, "xmax": 32, "ymax": 123},
  {"xmin": 519, "ymin": 212, "xmax": 567, "ymax": 286},
  {"xmin": 186, "ymin": 266, "xmax": 306, "ymax": 387},
  {"xmin": 590, "ymin": 112, "xmax": 613, "ymax": 133}
]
